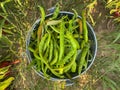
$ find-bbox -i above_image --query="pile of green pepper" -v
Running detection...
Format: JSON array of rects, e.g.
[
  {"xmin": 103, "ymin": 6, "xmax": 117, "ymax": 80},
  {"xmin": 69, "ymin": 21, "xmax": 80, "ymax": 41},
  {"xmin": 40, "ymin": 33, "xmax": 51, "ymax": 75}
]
[
  {"xmin": 0, "ymin": 66, "xmax": 14, "ymax": 90},
  {"xmin": 28, "ymin": 5, "xmax": 92, "ymax": 79}
]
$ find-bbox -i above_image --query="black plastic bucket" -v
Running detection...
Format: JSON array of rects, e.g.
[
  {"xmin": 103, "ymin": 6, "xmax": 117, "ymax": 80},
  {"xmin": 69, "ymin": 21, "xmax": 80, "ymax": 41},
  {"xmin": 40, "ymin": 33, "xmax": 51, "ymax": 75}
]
[{"xmin": 26, "ymin": 11, "xmax": 97, "ymax": 86}]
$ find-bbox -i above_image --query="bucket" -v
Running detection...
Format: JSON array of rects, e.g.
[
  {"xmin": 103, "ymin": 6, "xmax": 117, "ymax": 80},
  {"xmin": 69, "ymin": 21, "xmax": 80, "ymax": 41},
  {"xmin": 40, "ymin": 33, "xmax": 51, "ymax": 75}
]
[{"xmin": 26, "ymin": 11, "xmax": 97, "ymax": 86}]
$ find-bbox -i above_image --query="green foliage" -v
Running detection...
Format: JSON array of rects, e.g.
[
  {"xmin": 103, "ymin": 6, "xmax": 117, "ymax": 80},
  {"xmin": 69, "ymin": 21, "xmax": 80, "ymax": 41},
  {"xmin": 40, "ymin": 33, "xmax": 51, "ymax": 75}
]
[
  {"xmin": 0, "ymin": 19, "xmax": 5, "ymax": 38},
  {"xmin": 0, "ymin": 0, "xmax": 12, "ymax": 13},
  {"xmin": 112, "ymin": 25, "xmax": 120, "ymax": 45}
]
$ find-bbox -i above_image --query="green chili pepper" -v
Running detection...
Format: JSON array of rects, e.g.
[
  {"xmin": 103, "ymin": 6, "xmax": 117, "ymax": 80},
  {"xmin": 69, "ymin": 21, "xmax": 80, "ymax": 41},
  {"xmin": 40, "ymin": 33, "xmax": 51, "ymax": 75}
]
[
  {"xmin": 72, "ymin": 9, "xmax": 78, "ymax": 19},
  {"xmin": 82, "ymin": 10, "xmax": 88, "ymax": 43},
  {"xmin": 71, "ymin": 62, "xmax": 77, "ymax": 73},
  {"xmin": 50, "ymin": 3, "xmax": 60, "ymax": 20},
  {"xmin": 37, "ymin": 33, "xmax": 50, "ymax": 76},
  {"xmin": 41, "ymin": 62, "xmax": 44, "ymax": 73},
  {"xmin": 63, "ymin": 51, "xmax": 77, "ymax": 73},
  {"xmin": 37, "ymin": 6, "xmax": 46, "ymax": 43},
  {"xmin": 73, "ymin": 34, "xmax": 80, "ymax": 38},
  {"xmin": 78, "ymin": 44, "xmax": 89, "ymax": 74},
  {"xmin": 77, "ymin": 19, "xmax": 82, "ymax": 34},
  {"xmin": 81, "ymin": 40, "xmax": 85, "ymax": 49},
  {"xmin": 41, "ymin": 61, "xmax": 49, "ymax": 79},
  {"xmin": 39, "ymin": 33, "xmax": 48, "ymax": 56},
  {"xmin": 44, "ymin": 46, "xmax": 50, "ymax": 58},
  {"xmin": 36, "ymin": 59, "xmax": 41, "ymax": 71},
  {"xmin": 66, "ymin": 31, "xmax": 80, "ymax": 49},
  {"xmin": 49, "ymin": 25, "xmax": 60, "ymax": 33},
  {"xmin": 83, "ymin": 60, "xmax": 87, "ymax": 70},
  {"xmin": 59, "ymin": 22, "xmax": 65, "ymax": 62},
  {"xmin": 0, "ymin": 66, "xmax": 10, "ymax": 80},
  {"xmin": 69, "ymin": 20, "xmax": 73, "ymax": 33},
  {"xmin": 28, "ymin": 39, "xmax": 37, "ymax": 53},
  {"xmin": 72, "ymin": 25, "xmax": 79, "ymax": 31},
  {"xmin": 0, "ymin": 77, "xmax": 14, "ymax": 90},
  {"xmin": 47, "ymin": 20, "xmax": 61, "ymax": 25},
  {"xmin": 0, "ymin": 74, "xmax": 5, "ymax": 80},
  {"xmin": 50, "ymin": 37, "xmax": 58, "ymax": 65},
  {"xmin": 43, "ymin": 66, "xmax": 50, "ymax": 78},
  {"xmin": 43, "ymin": 31, "xmax": 51, "ymax": 52},
  {"xmin": 38, "ymin": 6, "xmax": 45, "ymax": 24},
  {"xmin": 28, "ymin": 46, "xmax": 35, "ymax": 52},
  {"xmin": 48, "ymin": 38, "xmax": 53, "ymax": 62},
  {"xmin": 68, "ymin": 9, "xmax": 78, "ymax": 33},
  {"xmin": 58, "ymin": 50, "xmax": 75, "ymax": 65},
  {"xmin": 37, "ymin": 24, "xmax": 43, "ymax": 43},
  {"xmin": 50, "ymin": 48, "xmax": 58, "ymax": 65},
  {"xmin": 0, "ymin": 65, "xmax": 10, "ymax": 75},
  {"xmin": 31, "ymin": 30, "xmax": 37, "ymax": 39},
  {"xmin": 53, "ymin": 68, "xmax": 64, "ymax": 75}
]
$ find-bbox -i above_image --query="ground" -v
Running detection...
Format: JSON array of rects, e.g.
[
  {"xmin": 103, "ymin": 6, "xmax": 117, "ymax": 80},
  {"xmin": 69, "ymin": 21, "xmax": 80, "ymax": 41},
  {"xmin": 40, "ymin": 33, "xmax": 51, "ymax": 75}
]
[{"xmin": 0, "ymin": 0, "xmax": 120, "ymax": 90}]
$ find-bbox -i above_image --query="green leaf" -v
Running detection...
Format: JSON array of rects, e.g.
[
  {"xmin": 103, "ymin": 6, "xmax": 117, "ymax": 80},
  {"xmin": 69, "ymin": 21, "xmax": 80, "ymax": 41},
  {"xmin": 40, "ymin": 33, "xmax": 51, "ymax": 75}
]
[
  {"xmin": 0, "ymin": 14, "xmax": 16, "ymax": 27},
  {"xmin": 2, "ymin": 29, "xmax": 14, "ymax": 35},
  {"xmin": 112, "ymin": 33, "xmax": 120, "ymax": 43},
  {"xmin": 105, "ymin": 76, "xmax": 117, "ymax": 88},
  {"xmin": 0, "ymin": 54, "xmax": 11, "ymax": 62},
  {"xmin": 16, "ymin": 0, "xmax": 22, "ymax": 6},
  {"xmin": 0, "ymin": 36, "xmax": 12, "ymax": 46},
  {"xmin": 0, "ymin": 0, "xmax": 11, "ymax": 13},
  {"xmin": 102, "ymin": 79, "xmax": 107, "ymax": 90},
  {"xmin": 0, "ymin": 19, "xmax": 5, "ymax": 38},
  {"xmin": 3, "ymin": 24, "xmax": 15, "ymax": 29}
]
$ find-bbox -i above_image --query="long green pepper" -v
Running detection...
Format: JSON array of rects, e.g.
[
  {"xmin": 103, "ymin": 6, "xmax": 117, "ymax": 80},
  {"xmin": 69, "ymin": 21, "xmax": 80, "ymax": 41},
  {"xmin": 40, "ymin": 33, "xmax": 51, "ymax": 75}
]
[
  {"xmin": 50, "ymin": 36, "xmax": 58, "ymax": 65},
  {"xmin": 48, "ymin": 38, "xmax": 53, "ymax": 62},
  {"xmin": 39, "ymin": 33, "xmax": 48, "ymax": 56},
  {"xmin": 78, "ymin": 45, "xmax": 89, "ymax": 74},
  {"xmin": 37, "ymin": 6, "xmax": 45, "ymax": 43},
  {"xmin": 63, "ymin": 51, "xmax": 77, "ymax": 73},
  {"xmin": 59, "ymin": 22, "xmax": 65, "ymax": 62},
  {"xmin": 82, "ymin": 10, "xmax": 88, "ymax": 43}
]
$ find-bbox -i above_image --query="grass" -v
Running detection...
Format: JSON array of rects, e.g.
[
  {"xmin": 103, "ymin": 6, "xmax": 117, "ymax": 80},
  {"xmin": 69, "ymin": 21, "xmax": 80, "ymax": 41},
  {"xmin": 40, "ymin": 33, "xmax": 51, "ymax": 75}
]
[{"xmin": 0, "ymin": 0, "xmax": 120, "ymax": 90}]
